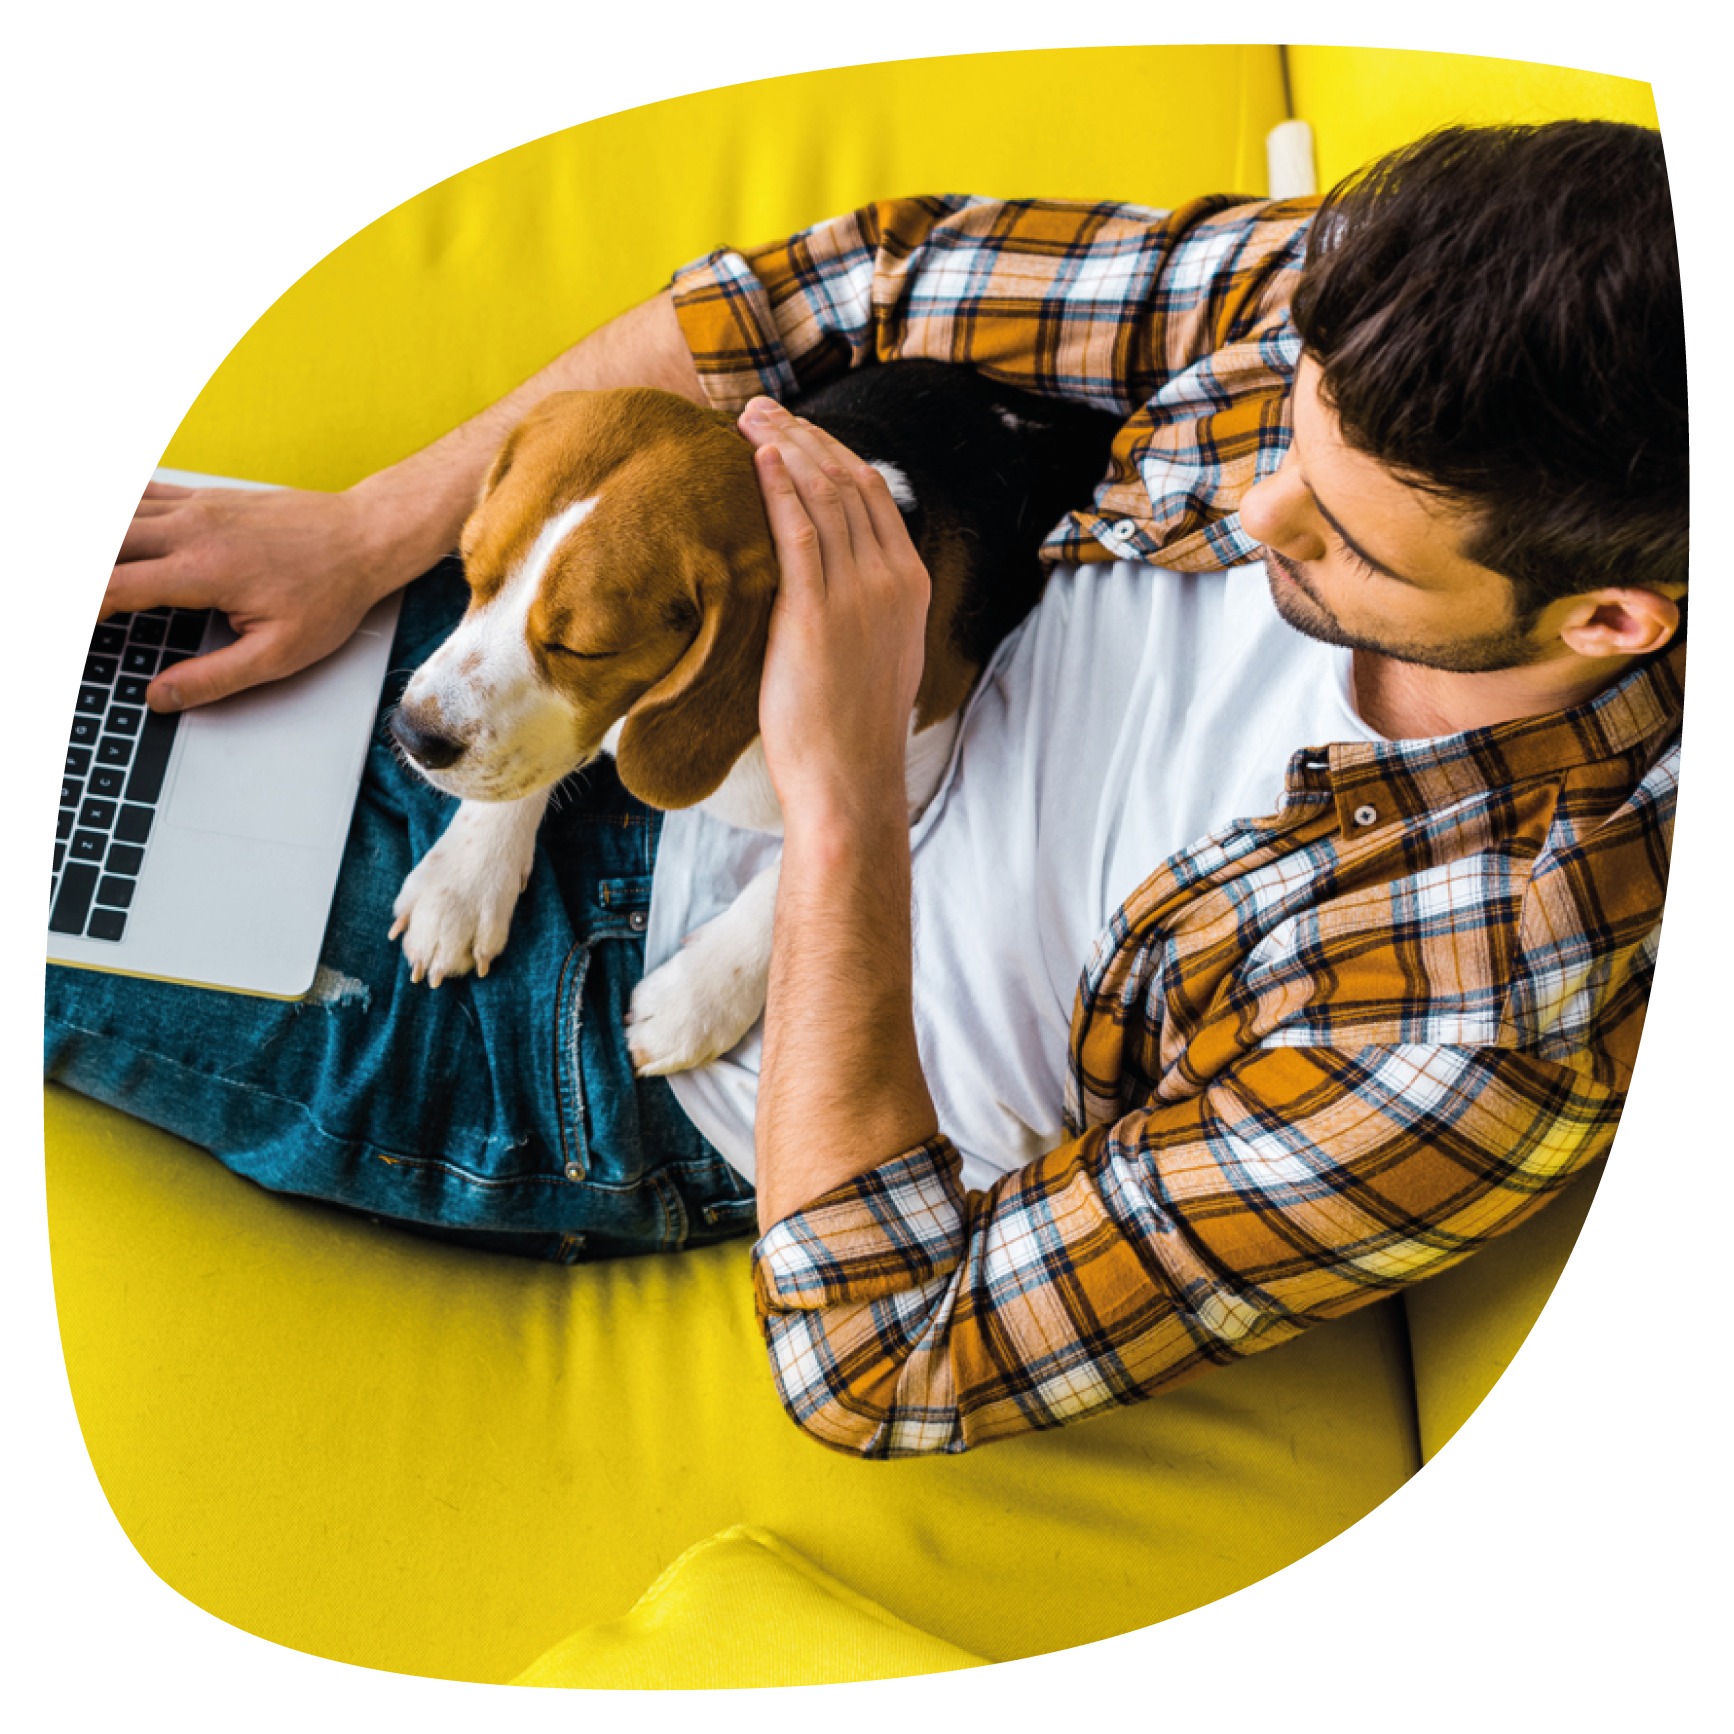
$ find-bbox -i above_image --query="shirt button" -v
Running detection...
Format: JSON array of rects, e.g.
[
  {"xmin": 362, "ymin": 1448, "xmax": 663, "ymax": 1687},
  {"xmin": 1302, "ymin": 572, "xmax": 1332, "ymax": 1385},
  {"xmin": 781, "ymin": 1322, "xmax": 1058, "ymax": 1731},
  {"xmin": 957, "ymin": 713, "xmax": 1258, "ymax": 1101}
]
[
  {"xmin": 1112, "ymin": 518, "xmax": 1139, "ymax": 539},
  {"xmin": 565, "ymin": 1162, "xmax": 583, "ymax": 1181},
  {"xmin": 1353, "ymin": 804, "xmax": 1379, "ymax": 828},
  {"xmin": 628, "ymin": 911, "xmax": 647, "ymax": 932}
]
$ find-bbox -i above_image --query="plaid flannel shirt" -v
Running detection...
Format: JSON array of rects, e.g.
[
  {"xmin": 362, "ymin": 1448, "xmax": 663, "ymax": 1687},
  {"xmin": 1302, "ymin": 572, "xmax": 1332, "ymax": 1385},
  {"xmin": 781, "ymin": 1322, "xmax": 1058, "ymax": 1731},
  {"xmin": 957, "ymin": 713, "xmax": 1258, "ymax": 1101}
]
[{"xmin": 669, "ymin": 195, "xmax": 1682, "ymax": 1458}]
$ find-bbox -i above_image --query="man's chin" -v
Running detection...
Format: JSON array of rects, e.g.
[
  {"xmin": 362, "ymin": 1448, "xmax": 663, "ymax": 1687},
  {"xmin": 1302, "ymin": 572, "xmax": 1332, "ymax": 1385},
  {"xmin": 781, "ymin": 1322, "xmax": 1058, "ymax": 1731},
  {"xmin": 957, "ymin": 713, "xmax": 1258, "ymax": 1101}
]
[
  {"xmin": 1264, "ymin": 555, "xmax": 1355, "ymax": 649},
  {"xmin": 1261, "ymin": 551, "xmax": 1543, "ymax": 674}
]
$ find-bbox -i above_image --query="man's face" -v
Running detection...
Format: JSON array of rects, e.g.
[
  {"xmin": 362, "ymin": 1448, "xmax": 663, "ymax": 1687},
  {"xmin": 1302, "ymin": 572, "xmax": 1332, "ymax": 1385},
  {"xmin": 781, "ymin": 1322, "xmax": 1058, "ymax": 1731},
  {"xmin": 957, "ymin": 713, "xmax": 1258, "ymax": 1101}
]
[{"xmin": 1241, "ymin": 358, "xmax": 1547, "ymax": 672}]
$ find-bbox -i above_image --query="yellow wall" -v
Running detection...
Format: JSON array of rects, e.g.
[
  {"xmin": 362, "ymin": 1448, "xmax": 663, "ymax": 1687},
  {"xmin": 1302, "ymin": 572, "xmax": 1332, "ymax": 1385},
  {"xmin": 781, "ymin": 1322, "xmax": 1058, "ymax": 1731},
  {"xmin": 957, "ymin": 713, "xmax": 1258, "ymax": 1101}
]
[
  {"xmin": 164, "ymin": 46, "xmax": 1284, "ymax": 491},
  {"xmin": 160, "ymin": 44, "xmax": 1661, "ymax": 493},
  {"xmin": 1287, "ymin": 45, "xmax": 1659, "ymax": 188}
]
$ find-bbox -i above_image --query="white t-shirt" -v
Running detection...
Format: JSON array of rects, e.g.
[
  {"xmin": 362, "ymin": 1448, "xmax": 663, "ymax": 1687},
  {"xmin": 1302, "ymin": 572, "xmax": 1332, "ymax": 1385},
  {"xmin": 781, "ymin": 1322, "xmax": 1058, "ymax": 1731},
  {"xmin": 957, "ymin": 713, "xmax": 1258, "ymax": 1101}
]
[{"xmin": 646, "ymin": 560, "xmax": 1380, "ymax": 1190}]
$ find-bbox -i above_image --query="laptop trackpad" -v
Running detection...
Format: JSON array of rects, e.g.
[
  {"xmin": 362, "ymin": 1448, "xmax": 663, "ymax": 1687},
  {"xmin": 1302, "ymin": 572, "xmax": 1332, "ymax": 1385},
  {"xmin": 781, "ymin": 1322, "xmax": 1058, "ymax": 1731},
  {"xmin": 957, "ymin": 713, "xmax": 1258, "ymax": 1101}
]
[{"xmin": 164, "ymin": 625, "xmax": 388, "ymax": 846}]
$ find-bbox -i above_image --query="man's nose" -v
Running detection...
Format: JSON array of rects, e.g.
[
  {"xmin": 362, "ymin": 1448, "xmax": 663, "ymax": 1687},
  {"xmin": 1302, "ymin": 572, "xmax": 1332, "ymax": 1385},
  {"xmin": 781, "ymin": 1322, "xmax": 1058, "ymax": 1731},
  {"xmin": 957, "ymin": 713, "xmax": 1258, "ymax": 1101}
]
[{"xmin": 1241, "ymin": 456, "xmax": 1326, "ymax": 561}]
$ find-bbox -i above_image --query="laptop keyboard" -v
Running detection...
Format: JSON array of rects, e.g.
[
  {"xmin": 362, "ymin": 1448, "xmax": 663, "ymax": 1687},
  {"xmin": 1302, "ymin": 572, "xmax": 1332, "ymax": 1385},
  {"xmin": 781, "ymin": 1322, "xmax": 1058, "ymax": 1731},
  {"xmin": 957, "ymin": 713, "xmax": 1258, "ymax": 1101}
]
[{"xmin": 52, "ymin": 606, "xmax": 210, "ymax": 944}]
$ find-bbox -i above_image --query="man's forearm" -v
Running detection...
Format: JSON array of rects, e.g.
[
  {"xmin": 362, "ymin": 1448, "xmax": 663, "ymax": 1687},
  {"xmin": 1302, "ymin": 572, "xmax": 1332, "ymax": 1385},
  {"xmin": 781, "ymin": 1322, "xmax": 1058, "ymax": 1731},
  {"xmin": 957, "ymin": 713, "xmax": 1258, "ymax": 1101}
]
[
  {"xmin": 754, "ymin": 805, "xmax": 939, "ymax": 1232},
  {"xmin": 349, "ymin": 290, "xmax": 702, "ymax": 585},
  {"xmin": 741, "ymin": 400, "xmax": 939, "ymax": 1232}
]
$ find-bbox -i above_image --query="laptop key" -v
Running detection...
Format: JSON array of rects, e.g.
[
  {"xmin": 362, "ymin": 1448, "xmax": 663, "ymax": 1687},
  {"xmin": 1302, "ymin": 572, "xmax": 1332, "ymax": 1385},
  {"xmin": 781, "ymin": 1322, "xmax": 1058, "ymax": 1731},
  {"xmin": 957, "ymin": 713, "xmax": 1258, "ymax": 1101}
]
[
  {"xmin": 70, "ymin": 716, "xmax": 100, "ymax": 748},
  {"xmin": 107, "ymin": 706, "xmax": 143, "ymax": 737},
  {"xmin": 84, "ymin": 654, "xmax": 119, "ymax": 684},
  {"xmin": 114, "ymin": 804, "xmax": 153, "ymax": 845},
  {"xmin": 129, "ymin": 615, "xmax": 168, "ymax": 646},
  {"xmin": 90, "ymin": 623, "xmax": 127, "ymax": 655},
  {"xmin": 50, "ymin": 863, "xmax": 100, "ymax": 935},
  {"xmin": 166, "ymin": 611, "xmax": 208, "ymax": 652},
  {"xmin": 121, "ymin": 648, "xmax": 159, "ymax": 678},
  {"xmin": 106, "ymin": 843, "xmax": 146, "ymax": 878},
  {"xmin": 86, "ymin": 907, "xmax": 128, "ymax": 943},
  {"xmin": 115, "ymin": 676, "xmax": 151, "ymax": 706},
  {"xmin": 70, "ymin": 829, "xmax": 108, "ymax": 864},
  {"xmin": 56, "ymin": 809, "xmax": 75, "ymax": 842},
  {"xmin": 66, "ymin": 746, "xmax": 92, "ymax": 776},
  {"xmin": 61, "ymin": 778, "xmax": 83, "ymax": 809},
  {"xmin": 76, "ymin": 685, "xmax": 108, "ymax": 717},
  {"xmin": 89, "ymin": 766, "xmax": 125, "ymax": 800},
  {"xmin": 97, "ymin": 737, "xmax": 134, "ymax": 766},
  {"xmin": 53, "ymin": 842, "xmax": 65, "ymax": 875},
  {"xmin": 123, "ymin": 710, "xmax": 180, "ymax": 804},
  {"xmin": 95, "ymin": 875, "xmax": 136, "ymax": 909},
  {"xmin": 78, "ymin": 797, "xmax": 118, "ymax": 831}
]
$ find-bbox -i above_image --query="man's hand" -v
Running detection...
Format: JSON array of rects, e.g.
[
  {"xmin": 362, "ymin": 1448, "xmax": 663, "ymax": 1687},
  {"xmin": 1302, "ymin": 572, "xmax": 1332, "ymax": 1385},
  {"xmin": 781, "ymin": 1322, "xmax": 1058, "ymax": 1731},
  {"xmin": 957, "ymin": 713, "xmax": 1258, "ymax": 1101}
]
[
  {"xmin": 738, "ymin": 398, "xmax": 930, "ymax": 831},
  {"xmin": 104, "ymin": 290, "xmax": 704, "ymax": 714},
  {"xmin": 108, "ymin": 481, "xmax": 400, "ymax": 712},
  {"xmin": 737, "ymin": 397, "xmax": 940, "ymax": 1230}
]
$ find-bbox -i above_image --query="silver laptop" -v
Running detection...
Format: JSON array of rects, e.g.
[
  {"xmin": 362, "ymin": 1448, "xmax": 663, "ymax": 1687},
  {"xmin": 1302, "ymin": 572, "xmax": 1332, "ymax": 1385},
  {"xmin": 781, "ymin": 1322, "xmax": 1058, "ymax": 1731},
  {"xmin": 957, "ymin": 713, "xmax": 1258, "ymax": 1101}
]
[{"xmin": 48, "ymin": 468, "xmax": 405, "ymax": 999}]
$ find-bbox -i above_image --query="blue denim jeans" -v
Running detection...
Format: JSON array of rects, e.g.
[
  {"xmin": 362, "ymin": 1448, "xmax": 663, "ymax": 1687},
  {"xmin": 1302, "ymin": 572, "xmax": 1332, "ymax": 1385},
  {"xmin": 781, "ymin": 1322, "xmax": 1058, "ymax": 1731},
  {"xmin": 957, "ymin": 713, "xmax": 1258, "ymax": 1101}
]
[{"xmin": 44, "ymin": 562, "xmax": 757, "ymax": 1263}]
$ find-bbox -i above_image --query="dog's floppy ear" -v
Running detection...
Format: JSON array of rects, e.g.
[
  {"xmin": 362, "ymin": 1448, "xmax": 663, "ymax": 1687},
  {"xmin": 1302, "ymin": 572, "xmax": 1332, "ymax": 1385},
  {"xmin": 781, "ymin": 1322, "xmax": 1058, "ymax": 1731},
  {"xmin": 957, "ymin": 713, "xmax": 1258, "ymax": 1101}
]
[
  {"xmin": 478, "ymin": 418, "xmax": 530, "ymax": 505},
  {"xmin": 612, "ymin": 537, "xmax": 778, "ymax": 809},
  {"xmin": 472, "ymin": 388, "xmax": 592, "ymax": 514}
]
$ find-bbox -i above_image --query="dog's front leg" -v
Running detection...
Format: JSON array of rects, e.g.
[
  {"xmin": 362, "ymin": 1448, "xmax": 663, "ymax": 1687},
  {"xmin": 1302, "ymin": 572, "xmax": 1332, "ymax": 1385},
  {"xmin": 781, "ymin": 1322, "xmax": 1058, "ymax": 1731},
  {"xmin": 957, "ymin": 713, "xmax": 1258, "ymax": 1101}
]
[
  {"xmin": 626, "ymin": 860, "xmax": 781, "ymax": 1076},
  {"xmin": 390, "ymin": 789, "xmax": 550, "ymax": 986}
]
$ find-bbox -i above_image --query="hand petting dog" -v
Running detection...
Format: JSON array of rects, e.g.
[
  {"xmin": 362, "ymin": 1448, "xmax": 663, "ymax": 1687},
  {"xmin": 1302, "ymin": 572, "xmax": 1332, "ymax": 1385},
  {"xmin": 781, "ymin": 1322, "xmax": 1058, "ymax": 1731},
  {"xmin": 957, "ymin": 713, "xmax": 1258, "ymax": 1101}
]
[
  {"xmin": 379, "ymin": 364, "xmax": 1114, "ymax": 1077},
  {"xmin": 737, "ymin": 398, "xmax": 942, "ymax": 1231},
  {"xmin": 740, "ymin": 398, "xmax": 932, "ymax": 835}
]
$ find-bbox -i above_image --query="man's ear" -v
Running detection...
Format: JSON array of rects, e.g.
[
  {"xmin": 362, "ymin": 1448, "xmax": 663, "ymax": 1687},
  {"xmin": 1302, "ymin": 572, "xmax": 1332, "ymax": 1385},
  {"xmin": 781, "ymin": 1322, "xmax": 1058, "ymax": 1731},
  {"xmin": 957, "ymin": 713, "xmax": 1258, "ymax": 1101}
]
[{"xmin": 1555, "ymin": 586, "xmax": 1685, "ymax": 659}]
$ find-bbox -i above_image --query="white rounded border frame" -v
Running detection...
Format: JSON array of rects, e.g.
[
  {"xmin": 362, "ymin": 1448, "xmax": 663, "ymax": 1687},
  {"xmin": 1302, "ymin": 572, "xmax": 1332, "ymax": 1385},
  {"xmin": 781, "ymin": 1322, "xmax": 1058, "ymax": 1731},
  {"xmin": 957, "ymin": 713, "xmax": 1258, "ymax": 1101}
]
[{"xmin": 27, "ymin": 20, "xmax": 1706, "ymax": 1713}]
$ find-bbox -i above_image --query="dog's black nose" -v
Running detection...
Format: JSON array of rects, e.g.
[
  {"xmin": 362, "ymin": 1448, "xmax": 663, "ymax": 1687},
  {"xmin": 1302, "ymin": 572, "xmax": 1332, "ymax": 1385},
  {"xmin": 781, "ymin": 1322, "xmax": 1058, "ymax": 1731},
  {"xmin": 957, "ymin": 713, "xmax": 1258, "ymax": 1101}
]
[{"xmin": 390, "ymin": 708, "xmax": 466, "ymax": 772}]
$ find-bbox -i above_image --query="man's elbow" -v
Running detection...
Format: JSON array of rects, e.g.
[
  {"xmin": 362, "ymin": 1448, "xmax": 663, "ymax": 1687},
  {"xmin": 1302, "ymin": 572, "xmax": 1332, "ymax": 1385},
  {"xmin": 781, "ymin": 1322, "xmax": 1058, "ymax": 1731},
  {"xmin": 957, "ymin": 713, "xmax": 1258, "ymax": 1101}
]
[
  {"xmin": 759, "ymin": 1314, "xmax": 968, "ymax": 1459},
  {"xmin": 767, "ymin": 1380, "xmax": 969, "ymax": 1460}
]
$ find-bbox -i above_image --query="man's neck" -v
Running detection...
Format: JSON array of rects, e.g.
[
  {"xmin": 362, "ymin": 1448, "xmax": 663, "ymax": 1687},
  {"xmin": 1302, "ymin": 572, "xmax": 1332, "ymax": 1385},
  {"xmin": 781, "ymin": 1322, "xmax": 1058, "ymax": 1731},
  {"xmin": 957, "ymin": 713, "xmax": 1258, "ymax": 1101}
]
[{"xmin": 1352, "ymin": 647, "xmax": 1644, "ymax": 740}]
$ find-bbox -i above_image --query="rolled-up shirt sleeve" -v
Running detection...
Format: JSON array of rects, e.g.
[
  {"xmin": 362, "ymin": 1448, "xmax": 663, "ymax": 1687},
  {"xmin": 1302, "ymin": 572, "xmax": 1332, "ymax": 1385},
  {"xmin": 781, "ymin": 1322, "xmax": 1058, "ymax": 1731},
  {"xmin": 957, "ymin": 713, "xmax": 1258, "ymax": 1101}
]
[
  {"xmin": 751, "ymin": 1042, "xmax": 1619, "ymax": 1459},
  {"xmin": 748, "ymin": 615, "xmax": 1675, "ymax": 1459},
  {"xmin": 670, "ymin": 192, "xmax": 1316, "ymax": 569}
]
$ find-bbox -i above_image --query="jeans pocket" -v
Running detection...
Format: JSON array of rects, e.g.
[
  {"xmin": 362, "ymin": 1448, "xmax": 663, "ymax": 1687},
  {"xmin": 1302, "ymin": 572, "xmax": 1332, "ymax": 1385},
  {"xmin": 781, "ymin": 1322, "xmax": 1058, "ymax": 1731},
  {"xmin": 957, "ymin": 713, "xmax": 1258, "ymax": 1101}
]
[{"xmin": 553, "ymin": 867, "xmax": 658, "ymax": 1188}]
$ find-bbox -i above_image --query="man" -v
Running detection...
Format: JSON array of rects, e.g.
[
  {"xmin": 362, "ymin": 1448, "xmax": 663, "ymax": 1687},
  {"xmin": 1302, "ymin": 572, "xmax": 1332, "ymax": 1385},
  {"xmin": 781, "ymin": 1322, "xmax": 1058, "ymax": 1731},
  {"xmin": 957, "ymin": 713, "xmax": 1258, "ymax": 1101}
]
[{"xmin": 54, "ymin": 120, "xmax": 1684, "ymax": 1454}]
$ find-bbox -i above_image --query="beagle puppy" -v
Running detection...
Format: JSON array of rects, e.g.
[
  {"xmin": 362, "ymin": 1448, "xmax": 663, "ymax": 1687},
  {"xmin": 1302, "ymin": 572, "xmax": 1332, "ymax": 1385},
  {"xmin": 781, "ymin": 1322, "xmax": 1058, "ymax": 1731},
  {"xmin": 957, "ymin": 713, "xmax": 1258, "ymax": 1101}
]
[{"xmin": 388, "ymin": 361, "xmax": 1119, "ymax": 1075}]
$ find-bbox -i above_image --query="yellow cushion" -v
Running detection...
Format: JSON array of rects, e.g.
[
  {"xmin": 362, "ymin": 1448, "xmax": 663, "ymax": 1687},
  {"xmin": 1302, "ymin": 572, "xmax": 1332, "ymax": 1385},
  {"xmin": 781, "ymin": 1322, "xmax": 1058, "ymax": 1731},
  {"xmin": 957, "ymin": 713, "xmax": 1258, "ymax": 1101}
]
[
  {"xmin": 1405, "ymin": 1162, "xmax": 1606, "ymax": 1463},
  {"xmin": 512, "ymin": 1525, "xmax": 986, "ymax": 1688},
  {"xmin": 48, "ymin": 1085, "xmax": 1416, "ymax": 1684}
]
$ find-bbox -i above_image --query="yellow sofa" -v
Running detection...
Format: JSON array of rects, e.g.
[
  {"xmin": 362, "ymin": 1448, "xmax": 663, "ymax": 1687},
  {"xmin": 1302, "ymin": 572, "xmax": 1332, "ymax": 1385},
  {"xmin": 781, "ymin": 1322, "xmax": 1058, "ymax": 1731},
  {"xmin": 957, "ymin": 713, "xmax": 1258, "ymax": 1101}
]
[{"xmin": 45, "ymin": 45, "xmax": 1660, "ymax": 1689}]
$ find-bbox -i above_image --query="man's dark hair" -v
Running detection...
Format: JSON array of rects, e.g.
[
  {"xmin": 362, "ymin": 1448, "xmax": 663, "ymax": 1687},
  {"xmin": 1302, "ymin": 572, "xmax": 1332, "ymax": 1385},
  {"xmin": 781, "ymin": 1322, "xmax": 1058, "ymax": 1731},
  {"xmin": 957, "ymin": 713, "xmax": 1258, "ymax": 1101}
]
[{"xmin": 1289, "ymin": 120, "xmax": 1687, "ymax": 614}]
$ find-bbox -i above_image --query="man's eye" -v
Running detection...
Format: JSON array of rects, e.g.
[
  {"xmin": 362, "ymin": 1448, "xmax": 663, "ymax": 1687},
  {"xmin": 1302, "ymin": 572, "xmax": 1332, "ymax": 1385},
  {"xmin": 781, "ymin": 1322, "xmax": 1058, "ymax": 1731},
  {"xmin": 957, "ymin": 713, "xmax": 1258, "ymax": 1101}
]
[{"xmin": 1333, "ymin": 539, "xmax": 1381, "ymax": 579}]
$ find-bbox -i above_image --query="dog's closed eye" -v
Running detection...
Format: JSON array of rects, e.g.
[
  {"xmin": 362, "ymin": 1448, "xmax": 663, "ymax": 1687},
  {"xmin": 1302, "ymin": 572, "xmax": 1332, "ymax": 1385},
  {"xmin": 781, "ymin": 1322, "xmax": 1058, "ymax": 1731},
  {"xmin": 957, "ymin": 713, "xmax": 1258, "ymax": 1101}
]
[{"xmin": 544, "ymin": 643, "xmax": 618, "ymax": 662}]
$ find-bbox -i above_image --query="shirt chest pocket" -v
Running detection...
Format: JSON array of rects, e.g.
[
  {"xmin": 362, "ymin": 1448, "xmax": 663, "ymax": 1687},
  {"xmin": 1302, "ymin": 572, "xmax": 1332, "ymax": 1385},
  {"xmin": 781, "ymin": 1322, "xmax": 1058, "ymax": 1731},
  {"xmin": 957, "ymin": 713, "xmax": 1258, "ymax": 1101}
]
[{"xmin": 1232, "ymin": 852, "xmax": 1528, "ymax": 1053}]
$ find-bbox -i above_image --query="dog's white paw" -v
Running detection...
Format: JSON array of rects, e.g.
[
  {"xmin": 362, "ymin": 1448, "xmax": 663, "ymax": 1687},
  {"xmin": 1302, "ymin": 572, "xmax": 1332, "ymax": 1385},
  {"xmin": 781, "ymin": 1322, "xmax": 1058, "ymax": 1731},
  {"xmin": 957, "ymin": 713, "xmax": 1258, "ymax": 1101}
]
[
  {"xmin": 626, "ymin": 914, "xmax": 771, "ymax": 1076},
  {"xmin": 390, "ymin": 797, "xmax": 544, "ymax": 987}
]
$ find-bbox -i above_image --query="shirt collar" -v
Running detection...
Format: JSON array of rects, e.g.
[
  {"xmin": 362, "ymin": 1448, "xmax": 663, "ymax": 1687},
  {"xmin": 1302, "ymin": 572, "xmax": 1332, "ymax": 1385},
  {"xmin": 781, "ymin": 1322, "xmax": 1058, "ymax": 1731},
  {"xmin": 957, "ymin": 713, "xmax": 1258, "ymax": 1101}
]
[{"xmin": 1282, "ymin": 639, "xmax": 1685, "ymax": 818}]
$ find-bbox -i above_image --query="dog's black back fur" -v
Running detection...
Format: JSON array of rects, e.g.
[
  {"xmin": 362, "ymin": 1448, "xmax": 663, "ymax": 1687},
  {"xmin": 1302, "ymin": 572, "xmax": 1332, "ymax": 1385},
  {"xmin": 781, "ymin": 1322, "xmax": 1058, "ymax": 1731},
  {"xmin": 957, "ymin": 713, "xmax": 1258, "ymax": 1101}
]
[{"xmin": 787, "ymin": 361, "xmax": 1124, "ymax": 670}]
